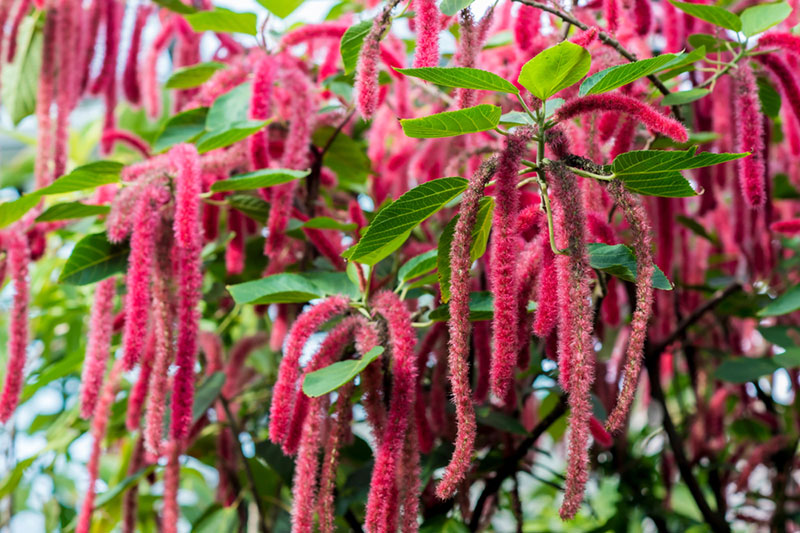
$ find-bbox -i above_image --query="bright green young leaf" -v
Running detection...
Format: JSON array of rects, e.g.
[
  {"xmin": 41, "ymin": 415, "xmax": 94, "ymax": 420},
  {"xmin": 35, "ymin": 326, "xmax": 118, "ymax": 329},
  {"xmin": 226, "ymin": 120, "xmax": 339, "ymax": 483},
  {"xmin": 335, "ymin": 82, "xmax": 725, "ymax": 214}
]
[
  {"xmin": 211, "ymin": 169, "xmax": 309, "ymax": 192},
  {"xmin": 206, "ymin": 82, "xmax": 252, "ymax": 130},
  {"xmin": 340, "ymin": 20, "xmax": 372, "ymax": 74},
  {"xmin": 518, "ymin": 41, "xmax": 591, "ymax": 101},
  {"xmin": 758, "ymin": 284, "xmax": 800, "ymax": 317},
  {"xmin": 500, "ymin": 111, "xmax": 535, "ymax": 126},
  {"xmin": 185, "ymin": 8, "xmax": 257, "ymax": 35},
  {"xmin": 196, "ymin": 120, "xmax": 269, "ymax": 153},
  {"xmin": 258, "ymin": 0, "xmax": 304, "ymax": 18},
  {"xmin": 41, "ymin": 161, "xmax": 123, "ymax": 195},
  {"xmin": 661, "ymin": 89, "xmax": 710, "ymax": 107},
  {"xmin": 59, "ymin": 233, "xmax": 130, "ymax": 285},
  {"xmin": 344, "ymin": 177, "xmax": 468, "ymax": 266},
  {"xmin": 669, "ymin": 1, "xmax": 741, "ymax": 32},
  {"xmin": 398, "ymin": 249, "xmax": 438, "ymax": 284},
  {"xmin": 153, "ymin": 107, "xmax": 209, "ymax": 153},
  {"xmin": 439, "ymin": 0, "xmax": 476, "ymax": 17},
  {"xmin": 165, "ymin": 62, "xmax": 225, "ymax": 89},
  {"xmin": 302, "ymin": 217, "xmax": 357, "ymax": 232},
  {"xmin": 1, "ymin": 16, "xmax": 41, "ymax": 126},
  {"xmin": 579, "ymin": 53, "xmax": 681, "ymax": 96},
  {"xmin": 94, "ymin": 466, "xmax": 157, "ymax": 509},
  {"xmin": 302, "ymin": 346, "xmax": 385, "ymax": 397},
  {"xmin": 740, "ymin": 1, "xmax": 792, "ymax": 36},
  {"xmin": 587, "ymin": 243, "xmax": 673, "ymax": 290},
  {"xmin": 395, "ymin": 67, "xmax": 519, "ymax": 94},
  {"xmin": 0, "ymin": 195, "xmax": 40, "ymax": 230},
  {"xmin": 227, "ymin": 194, "xmax": 270, "ymax": 223},
  {"xmin": 400, "ymin": 105, "xmax": 502, "ymax": 138},
  {"xmin": 438, "ymin": 196, "xmax": 494, "ymax": 302},
  {"xmin": 227, "ymin": 273, "xmax": 325, "ymax": 305},
  {"xmin": 429, "ymin": 291, "xmax": 495, "ymax": 321},
  {"xmin": 152, "ymin": 0, "xmax": 196, "ymax": 14},
  {"xmin": 35, "ymin": 202, "xmax": 110, "ymax": 222},
  {"xmin": 714, "ymin": 357, "xmax": 780, "ymax": 383}
]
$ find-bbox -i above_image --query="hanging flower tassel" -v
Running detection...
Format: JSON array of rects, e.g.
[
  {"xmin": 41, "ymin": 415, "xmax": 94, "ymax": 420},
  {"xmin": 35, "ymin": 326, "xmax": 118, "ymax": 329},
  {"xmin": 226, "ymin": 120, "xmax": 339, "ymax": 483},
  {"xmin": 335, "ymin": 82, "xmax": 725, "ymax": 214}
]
[
  {"xmin": 412, "ymin": 0, "xmax": 440, "ymax": 68},
  {"xmin": 732, "ymin": 63, "xmax": 766, "ymax": 208},
  {"xmin": 0, "ymin": 231, "xmax": 30, "ymax": 423},
  {"xmin": 79, "ymin": 277, "xmax": 117, "ymax": 418},
  {"xmin": 354, "ymin": 0, "xmax": 402, "ymax": 118}
]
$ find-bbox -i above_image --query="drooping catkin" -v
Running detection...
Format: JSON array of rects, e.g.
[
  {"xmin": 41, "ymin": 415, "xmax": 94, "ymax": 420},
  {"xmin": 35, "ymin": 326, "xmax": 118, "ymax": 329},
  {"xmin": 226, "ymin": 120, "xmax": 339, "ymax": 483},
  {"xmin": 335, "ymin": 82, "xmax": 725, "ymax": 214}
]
[
  {"xmin": 144, "ymin": 267, "xmax": 175, "ymax": 457},
  {"xmin": 437, "ymin": 158, "xmax": 497, "ymax": 499},
  {"xmin": 733, "ymin": 63, "xmax": 766, "ymax": 208},
  {"xmin": 490, "ymin": 131, "xmax": 531, "ymax": 402},
  {"xmin": 0, "ymin": 231, "xmax": 30, "ymax": 423},
  {"xmin": 290, "ymin": 397, "xmax": 327, "ymax": 533},
  {"xmin": 122, "ymin": 4, "xmax": 152, "ymax": 106},
  {"xmin": 79, "ymin": 277, "xmax": 117, "ymax": 419},
  {"xmin": 126, "ymin": 330, "xmax": 155, "ymax": 431},
  {"xmin": 604, "ymin": 179, "xmax": 655, "ymax": 434},
  {"xmin": 161, "ymin": 439, "xmax": 182, "ymax": 533},
  {"xmin": 355, "ymin": 0, "xmax": 401, "ymax": 118},
  {"xmin": 533, "ymin": 232, "xmax": 558, "ymax": 338},
  {"xmin": 34, "ymin": 8, "xmax": 57, "ymax": 188},
  {"xmin": 317, "ymin": 381, "xmax": 355, "ymax": 533},
  {"xmin": 248, "ymin": 55, "xmax": 274, "ymax": 170},
  {"xmin": 53, "ymin": 0, "xmax": 79, "ymax": 179},
  {"xmin": 412, "ymin": 0, "xmax": 440, "ymax": 68}
]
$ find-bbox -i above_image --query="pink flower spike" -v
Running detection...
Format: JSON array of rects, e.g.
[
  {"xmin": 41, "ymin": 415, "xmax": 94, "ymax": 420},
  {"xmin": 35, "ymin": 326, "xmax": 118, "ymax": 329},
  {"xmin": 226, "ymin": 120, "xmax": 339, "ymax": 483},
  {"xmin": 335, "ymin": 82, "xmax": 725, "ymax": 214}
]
[
  {"xmin": 53, "ymin": 0, "xmax": 80, "ymax": 179},
  {"xmin": 756, "ymin": 54, "xmax": 800, "ymax": 127},
  {"xmin": 144, "ymin": 273, "xmax": 175, "ymax": 457},
  {"xmin": 126, "ymin": 330, "xmax": 155, "ymax": 432},
  {"xmin": 100, "ymin": 129, "xmax": 152, "ymax": 158},
  {"xmin": 355, "ymin": 1, "xmax": 399, "ymax": 118},
  {"xmin": 570, "ymin": 27, "xmax": 599, "ymax": 48},
  {"xmin": 79, "ymin": 277, "xmax": 117, "ymax": 419},
  {"xmin": 123, "ymin": 4, "xmax": 153, "ymax": 106},
  {"xmin": 514, "ymin": 5, "xmax": 541, "ymax": 54},
  {"xmin": 533, "ymin": 233, "xmax": 558, "ymax": 339},
  {"xmin": 222, "ymin": 333, "xmax": 269, "ymax": 399},
  {"xmin": 281, "ymin": 22, "xmax": 348, "ymax": 46},
  {"xmin": 90, "ymin": 0, "xmax": 122, "ymax": 96},
  {"xmin": 225, "ymin": 209, "xmax": 245, "ymax": 276},
  {"xmin": 5, "ymin": 0, "xmax": 32, "ymax": 63},
  {"xmin": 0, "ymin": 231, "xmax": 30, "ymax": 423},
  {"xmin": 143, "ymin": 19, "xmax": 176, "ymax": 119},
  {"xmin": 732, "ymin": 63, "xmax": 766, "ymax": 208},
  {"xmin": 33, "ymin": 10, "xmax": 56, "ymax": 188},
  {"xmin": 633, "ymin": 0, "xmax": 651, "ymax": 36},
  {"xmin": 269, "ymin": 296, "xmax": 350, "ymax": 446},
  {"xmin": 556, "ymin": 93, "xmax": 688, "ymax": 143},
  {"xmin": 161, "ymin": 440, "xmax": 182, "ymax": 533},
  {"xmin": 605, "ymin": 0, "xmax": 619, "ymax": 33},
  {"xmin": 771, "ymin": 219, "xmax": 800, "ymax": 234},
  {"xmin": 290, "ymin": 396, "xmax": 326, "ymax": 533},
  {"xmin": 412, "ymin": 0, "xmax": 440, "ymax": 68},
  {"xmin": 317, "ymin": 382, "xmax": 355, "ymax": 533},
  {"xmin": 758, "ymin": 32, "xmax": 800, "ymax": 57},
  {"xmin": 249, "ymin": 55, "xmax": 274, "ymax": 170},
  {"xmin": 589, "ymin": 416, "xmax": 613, "ymax": 448}
]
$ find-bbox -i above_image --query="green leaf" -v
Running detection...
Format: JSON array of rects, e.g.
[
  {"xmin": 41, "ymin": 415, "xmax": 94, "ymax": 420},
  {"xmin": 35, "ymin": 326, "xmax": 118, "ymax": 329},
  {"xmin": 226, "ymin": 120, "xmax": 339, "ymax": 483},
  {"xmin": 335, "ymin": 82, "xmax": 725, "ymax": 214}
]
[
  {"xmin": 758, "ymin": 325, "xmax": 800, "ymax": 348},
  {"xmin": 740, "ymin": 1, "xmax": 792, "ymax": 36},
  {"xmin": 192, "ymin": 372, "xmax": 226, "ymax": 422},
  {"xmin": 439, "ymin": 0, "xmax": 476, "ymax": 17},
  {"xmin": 660, "ymin": 88, "xmax": 710, "ymax": 107},
  {"xmin": 437, "ymin": 196, "xmax": 494, "ymax": 302},
  {"xmin": 302, "ymin": 217, "xmax": 357, "ymax": 232},
  {"xmin": 0, "ymin": 195, "xmax": 40, "ymax": 230},
  {"xmin": 579, "ymin": 54, "xmax": 682, "ymax": 96},
  {"xmin": 587, "ymin": 243, "xmax": 673, "ymax": 291},
  {"xmin": 757, "ymin": 76, "xmax": 781, "ymax": 119},
  {"xmin": 211, "ymin": 169, "xmax": 308, "ymax": 192},
  {"xmin": 153, "ymin": 107, "xmax": 209, "ymax": 153},
  {"xmin": 398, "ymin": 249, "xmax": 438, "ymax": 283},
  {"xmin": 475, "ymin": 406, "xmax": 529, "ymax": 435},
  {"xmin": 41, "ymin": 161, "xmax": 123, "ymax": 195},
  {"xmin": 227, "ymin": 273, "xmax": 325, "ymax": 305},
  {"xmin": 395, "ymin": 67, "xmax": 519, "ymax": 94},
  {"xmin": 206, "ymin": 82, "xmax": 252, "ymax": 131},
  {"xmin": 185, "ymin": 8, "xmax": 257, "ymax": 35},
  {"xmin": 298, "ymin": 271, "xmax": 360, "ymax": 300},
  {"xmin": 499, "ymin": 111, "xmax": 535, "ymax": 126},
  {"xmin": 152, "ymin": 0, "xmax": 196, "ymax": 14},
  {"xmin": 196, "ymin": 120, "xmax": 270, "ymax": 154},
  {"xmin": 94, "ymin": 466, "xmax": 156, "ymax": 508},
  {"xmin": 400, "ymin": 105, "xmax": 502, "ymax": 138},
  {"xmin": 227, "ymin": 194, "xmax": 270, "ymax": 223},
  {"xmin": 611, "ymin": 148, "xmax": 747, "ymax": 197},
  {"xmin": 302, "ymin": 346, "xmax": 385, "ymax": 397},
  {"xmin": 258, "ymin": 0, "xmax": 304, "ymax": 18},
  {"xmin": 311, "ymin": 126, "xmax": 371, "ymax": 190},
  {"xmin": 675, "ymin": 215, "xmax": 718, "ymax": 245},
  {"xmin": 59, "ymin": 233, "xmax": 129, "ymax": 285},
  {"xmin": 340, "ymin": 20, "xmax": 372, "ymax": 75},
  {"xmin": 345, "ymin": 177, "xmax": 468, "ymax": 265},
  {"xmin": 518, "ymin": 41, "xmax": 591, "ymax": 101},
  {"xmin": 165, "ymin": 62, "xmax": 225, "ymax": 89},
  {"xmin": 1, "ymin": 16, "xmax": 41, "ymax": 125},
  {"xmin": 669, "ymin": 1, "xmax": 741, "ymax": 32},
  {"xmin": 35, "ymin": 202, "xmax": 110, "ymax": 222},
  {"xmin": 758, "ymin": 284, "xmax": 800, "ymax": 317},
  {"xmin": 774, "ymin": 349, "xmax": 800, "ymax": 369},
  {"xmin": 429, "ymin": 291, "xmax": 495, "ymax": 321},
  {"xmin": 715, "ymin": 357, "xmax": 779, "ymax": 383}
]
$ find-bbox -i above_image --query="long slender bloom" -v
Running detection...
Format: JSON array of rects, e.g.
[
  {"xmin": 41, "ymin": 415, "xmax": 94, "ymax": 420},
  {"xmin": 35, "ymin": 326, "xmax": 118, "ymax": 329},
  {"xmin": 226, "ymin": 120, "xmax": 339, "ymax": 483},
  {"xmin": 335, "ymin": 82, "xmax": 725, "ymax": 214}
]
[
  {"xmin": 5, "ymin": 0, "xmax": 32, "ymax": 63},
  {"xmin": 34, "ymin": 9, "xmax": 57, "ymax": 188},
  {"xmin": 604, "ymin": 179, "xmax": 655, "ymax": 433},
  {"xmin": 771, "ymin": 218, "xmax": 800, "ymax": 234},
  {"xmin": 54, "ymin": 0, "xmax": 79, "ymax": 179},
  {"xmin": 222, "ymin": 333, "xmax": 269, "ymax": 398},
  {"xmin": 122, "ymin": 4, "xmax": 152, "ymax": 106},
  {"xmin": 438, "ymin": 159, "xmax": 496, "ymax": 499},
  {"xmin": 79, "ymin": 277, "xmax": 117, "ymax": 419},
  {"xmin": 169, "ymin": 144, "xmax": 203, "ymax": 441},
  {"xmin": 556, "ymin": 93, "xmax": 688, "ymax": 143},
  {"xmin": 0, "ymin": 231, "xmax": 30, "ymax": 423},
  {"xmin": 365, "ymin": 291, "xmax": 418, "ymax": 533},
  {"xmin": 281, "ymin": 22, "xmax": 348, "ymax": 45},
  {"xmin": 290, "ymin": 396, "xmax": 327, "ymax": 533},
  {"xmin": 144, "ymin": 267, "xmax": 174, "ymax": 456},
  {"xmin": 355, "ymin": 0, "xmax": 400, "ymax": 118},
  {"xmin": 143, "ymin": 19, "xmax": 176, "ymax": 119},
  {"xmin": 533, "ymin": 233, "xmax": 558, "ymax": 338},
  {"xmin": 412, "ymin": 0, "xmax": 440, "ymax": 68},
  {"xmin": 758, "ymin": 32, "xmax": 800, "ymax": 57},
  {"xmin": 490, "ymin": 132, "xmax": 531, "ymax": 401},
  {"xmin": 126, "ymin": 331, "xmax": 155, "ymax": 431},
  {"xmin": 248, "ymin": 55, "xmax": 274, "ymax": 170},
  {"xmin": 733, "ymin": 64, "xmax": 766, "ymax": 208},
  {"xmin": 161, "ymin": 440, "xmax": 182, "ymax": 533},
  {"xmin": 756, "ymin": 54, "xmax": 800, "ymax": 126},
  {"xmin": 317, "ymin": 382, "xmax": 355, "ymax": 533}
]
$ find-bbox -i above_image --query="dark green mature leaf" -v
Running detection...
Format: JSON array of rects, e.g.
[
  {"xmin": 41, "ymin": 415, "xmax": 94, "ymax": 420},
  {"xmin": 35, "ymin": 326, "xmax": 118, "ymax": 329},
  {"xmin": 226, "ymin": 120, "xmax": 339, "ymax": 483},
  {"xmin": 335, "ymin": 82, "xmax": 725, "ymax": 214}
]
[
  {"xmin": 587, "ymin": 243, "xmax": 673, "ymax": 290},
  {"xmin": 715, "ymin": 357, "xmax": 779, "ymax": 383},
  {"xmin": 757, "ymin": 76, "xmax": 781, "ymax": 119},
  {"xmin": 227, "ymin": 194, "xmax": 270, "ymax": 222},
  {"xmin": 579, "ymin": 54, "xmax": 682, "ymax": 96},
  {"xmin": 341, "ymin": 20, "xmax": 372, "ymax": 74},
  {"xmin": 206, "ymin": 82, "xmax": 252, "ymax": 131},
  {"xmin": 758, "ymin": 284, "xmax": 800, "ymax": 317},
  {"xmin": 661, "ymin": 88, "xmax": 710, "ymax": 106},
  {"xmin": 740, "ymin": 1, "xmax": 791, "ymax": 36},
  {"xmin": 759, "ymin": 325, "xmax": 800, "ymax": 348},
  {"xmin": 312, "ymin": 126, "xmax": 371, "ymax": 190},
  {"xmin": 59, "ymin": 233, "xmax": 129, "ymax": 285},
  {"xmin": 41, "ymin": 161, "xmax": 123, "ymax": 195},
  {"xmin": 1, "ymin": 16, "xmax": 41, "ymax": 125},
  {"xmin": 400, "ymin": 105, "xmax": 502, "ymax": 138},
  {"xmin": 475, "ymin": 406, "xmax": 529, "ymax": 435},
  {"xmin": 420, "ymin": 517, "xmax": 469, "ymax": 533},
  {"xmin": 344, "ymin": 177, "xmax": 468, "ymax": 265},
  {"xmin": 185, "ymin": 8, "xmax": 257, "ymax": 35},
  {"xmin": 35, "ymin": 202, "xmax": 110, "ymax": 222},
  {"xmin": 398, "ymin": 249, "xmax": 438, "ymax": 284},
  {"xmin": 611, "ymin": 148, "xmax": 747, "ymax": 197},
  {"xmin": 669, "ymin": 1, "xmax": 741, "ymax": 31},
  {"xmin": 439, "ymin": 0, "xmax": 476, "ymax": 17},
  {"xmin": 94, "ymin": 466, "xmax": 156, "ymax": 508},
  {"xmin": 258, "ymin": 0, "xmax": 303, "ymax": 18},
  {"xmin": 429, "ymin": 291, "xmax": 495, "ymax": 321},
  {"xmin": 196, "ymin": 120, "xmax": 269, "ymax": 153},
  {"xmin": 152, "ymin": 0, "xmax": 196, "ymax": 14},
  {"xmin": 302, "ymin": 347, "xmax": 385, "ymax": 397},
  {"xmin": 153, "ymin": 107, "xmax": 209, "ymax": 153},
  {"xmin": 227, "ymin": 273, "xmax": 325, "ymax": 305},
  {"xmin": 438, "ymin": 196, "xmax": 494, "ymax": 302},
  {"xmin": 302, "ymin": 217, "xmax": 357, "ymax": 232},
  {"xmin": 166, "ymin": 62, "xmax": 225, "ymax": 89},
  {"xmin": 395, "ymin": 67, "xmax": 519, "ymax": 94},
  {"xmin": 211, "ymin": 169, "xmax": 308, "ymax": 192},
  {"xmin": 193, "ymin": 372, "xmax": 226, "ymax": 422},
  {"xmin": 518, "ymin": 41, "xmax": 591, "ymax": 101},
  {"xmin": 675, "ymin": 215, "xmax": 718, "ymax": 244}
]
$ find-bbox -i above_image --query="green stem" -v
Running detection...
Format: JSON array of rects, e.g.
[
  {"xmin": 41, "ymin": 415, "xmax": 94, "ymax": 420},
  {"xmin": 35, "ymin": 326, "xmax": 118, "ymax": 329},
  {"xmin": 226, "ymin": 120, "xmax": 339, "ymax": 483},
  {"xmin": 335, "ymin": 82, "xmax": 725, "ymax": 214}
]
[
  {"xmin": 565, "ymin": 166, "xmax": 613, "ymax": 181},
  {"xmin": 535, "ymin": 124, "xmax": 566, "ymax": 255},
  {"xmin": 698, "ymin": 39, "xmax": 748, "ymax": 90}
]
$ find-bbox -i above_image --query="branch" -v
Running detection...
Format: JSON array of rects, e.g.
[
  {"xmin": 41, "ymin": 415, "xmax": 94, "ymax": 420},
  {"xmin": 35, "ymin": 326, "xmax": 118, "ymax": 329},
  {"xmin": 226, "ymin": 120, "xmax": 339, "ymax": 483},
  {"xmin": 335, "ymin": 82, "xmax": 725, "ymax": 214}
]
[
  {"xmin": 468, "ymin": 397, "xmax": 568, "ymax": 531},
  {"xmin": 512, "ymin": 0, "xmax": 683, "ymax": 120}
]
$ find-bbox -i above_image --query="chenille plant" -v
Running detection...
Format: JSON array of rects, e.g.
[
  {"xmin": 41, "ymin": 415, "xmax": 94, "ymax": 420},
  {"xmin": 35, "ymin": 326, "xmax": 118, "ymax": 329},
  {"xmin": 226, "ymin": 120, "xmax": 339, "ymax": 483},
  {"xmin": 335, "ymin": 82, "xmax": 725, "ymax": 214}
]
[{"xmin": 1, "ymin": 0, "xmax": 800, "ymax": 532}]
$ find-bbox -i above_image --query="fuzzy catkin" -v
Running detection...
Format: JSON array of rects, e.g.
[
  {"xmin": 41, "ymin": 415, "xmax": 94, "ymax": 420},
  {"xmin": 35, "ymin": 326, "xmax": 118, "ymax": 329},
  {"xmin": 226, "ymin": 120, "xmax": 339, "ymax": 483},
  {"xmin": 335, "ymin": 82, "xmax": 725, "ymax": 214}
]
[
  {"xmin": 122, "ymin": 4, "xmax": 151, "ymax": 105},
  {"xmin": 733, "ymin": 63, "xmax": 766, "ymax": 208},
  {"xmin": 34, "ymin": 9, "xmax": 57, "ymax": 188},
  {"xmin": 317, "ymin": 382, "xmax": 355, "ymax": 533},
  {"xmin": 490, "ymin": 132, "xmax": 531, "ymax": 401},
  {"xmin": 53, "ymin": 0, "xmax": 79, "ymax": 179},
  {"xmin": 0, "ymin": 231, "xmax": 30, "ymax": 423},
  {"xmin": 290, "ymin": 397, "xmax": 327, "ymax": 533},
  {"xmin": 248, "ymin": 55, "xmax": 274, "ymax": 170},
  {"xmin": 771, "ymin": 218, "xmax": 800, "ymax": 234},
  {"xmin": 412, "ymin": 0, "xmax": 440, "ymax": 68},
  {"xmin": 533, "ymin": 232, "xmax": 558, "ymax": 338},
  {"xmin": 5, "ymin": 0, "xmax": 32, "ymax": 63},
  {"xmin": 604, "ymin": 180, "xmax": 655, "ymax": 434},
  {"xmin": 355, "ymin": 0, "xmax": 400, "ymax": 118},
  {"xmin": 161, "ymin": 439, "xmax": 181, "ymax": 533},
  {"xmin": 144, "ymin": 270, "xmax": 174, "ymax": 456},
  {"xmin": 126, "ymin": 330, "xmax": 155, "ymax": 432},
  {"xmin": 79, "ymin": 277, "xmax": 117, "ymax": 419}
]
